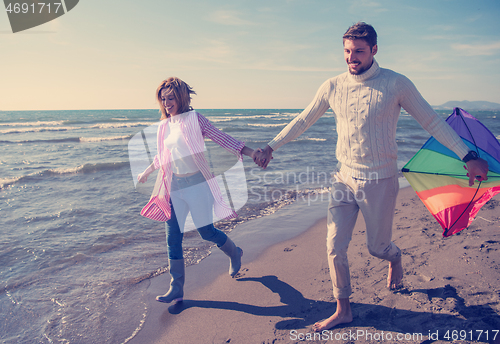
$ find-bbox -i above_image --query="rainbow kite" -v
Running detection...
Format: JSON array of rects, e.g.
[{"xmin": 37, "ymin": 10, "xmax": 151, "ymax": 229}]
[{"xmin": 402, "ymin": 108, "xmax": 500, "ymax": 237}]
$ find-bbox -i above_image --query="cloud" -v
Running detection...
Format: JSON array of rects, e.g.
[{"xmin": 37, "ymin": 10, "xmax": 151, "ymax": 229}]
[
  {"xmin": 243, "ymin": 62, "xmax": 344, "ymax": 73},
  {"xmin": 160, "ymin": 39, "xmax": 236, "ymax": 67},
  {"xmin": 422, "ymin": 34, "xmax": 477, "ymax": 41},
  {"xmin": 207, "ymin": 10, "xmax": 256, "ymax": 26},
  {"xmin": 465, "ymin": 14, "xmax": 482, "ymax": 23},
  {"xmin": 348, "ymin": 0, "xmax": 388, "ymax": 13},
  {"xmin": 428, "ymin": 24, "xmax": 455, "ymax": 32},
  {"xmin": 199, "ymin": 39, "xmax": 235, "ymax": 61},
  {"xmin": 451, "ymin": 41, "xmax": 500, "ymax": 56}
]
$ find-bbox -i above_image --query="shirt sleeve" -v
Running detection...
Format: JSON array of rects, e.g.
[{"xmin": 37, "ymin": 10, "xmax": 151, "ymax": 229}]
[
  {"xmin": 153, "ymin": 155, "xmax": 160, "ymax": 169},
  {"xmin": 396, "ymin": 75, "xmax": 469, "ymax": 160},
  {"xmin": 153, "ymin": 122, "xmax": 163, "ymax": 170},
  {"xmin": 267, "ymin": 79, "xmax": 331, "ymax": 151},
  {"xmin": 153, "ymin": 120, "xmax": 165, "ymax": 169},
  {"xmin": 197, "ymin": 113, "xmax": 245, "ymax": 160}
]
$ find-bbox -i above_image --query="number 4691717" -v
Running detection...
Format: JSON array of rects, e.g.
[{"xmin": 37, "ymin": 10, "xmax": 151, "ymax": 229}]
[
  {"xmin": 443, "ymin": 330, "xmax": 499, "ymax": 341},
  {"xmin": 6, "ymin": 3, "xmax": 63, "ymax": 14}
]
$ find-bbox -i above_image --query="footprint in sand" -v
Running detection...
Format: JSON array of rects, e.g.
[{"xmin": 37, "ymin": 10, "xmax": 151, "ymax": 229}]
[
  {"xmin": 417, "ymin": 274, "xmax": 434, "ymax": 282},
  {"xmin": 234, "ymin": 268, "xmax": 249, "ymax": 278}
]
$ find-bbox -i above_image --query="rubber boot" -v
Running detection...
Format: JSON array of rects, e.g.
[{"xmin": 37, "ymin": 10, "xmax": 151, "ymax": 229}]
[
  {"xmin": 219, "ymin": 237, "xmax": 243, "ymax": 277},
  {"xmin": 156, "ymin": 259, "xmax": 184, "ymax": 303}
]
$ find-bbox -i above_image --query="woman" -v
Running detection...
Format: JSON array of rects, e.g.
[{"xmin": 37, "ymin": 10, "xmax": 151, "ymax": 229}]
[{"xmin": 138, "ymin": 77, "xmax": 256, "ymax": 303}]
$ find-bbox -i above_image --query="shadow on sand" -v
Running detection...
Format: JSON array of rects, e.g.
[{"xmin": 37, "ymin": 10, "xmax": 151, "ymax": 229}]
[{"xmin": 165, "ymin": 275, "xmax": 500, "ymax": 343}]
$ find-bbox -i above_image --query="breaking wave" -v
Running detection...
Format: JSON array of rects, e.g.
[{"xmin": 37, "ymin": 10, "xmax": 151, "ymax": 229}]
[{"xmin": 0, "ymin": 162, "xmax": 130, "ymax": 189}]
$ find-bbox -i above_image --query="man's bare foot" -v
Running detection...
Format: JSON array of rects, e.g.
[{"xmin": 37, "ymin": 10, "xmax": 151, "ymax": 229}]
[
  {"xmin": 388, "ymin": 256, "xmax": 403, "ymax": 289},
  {"xmin": 312, "ymin": 298, "xmax": 353, "ymax": 332}
]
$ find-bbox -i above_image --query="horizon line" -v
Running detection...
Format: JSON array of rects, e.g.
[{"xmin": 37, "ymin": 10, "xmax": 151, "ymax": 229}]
[{"xmin": 1, "ymin": 101, "xmax": 500, "ymax": 112}]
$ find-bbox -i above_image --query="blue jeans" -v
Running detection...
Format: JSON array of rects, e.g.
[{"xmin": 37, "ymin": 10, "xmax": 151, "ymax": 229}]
[{"xmin": 166, "ymin": 172, "xmax": 228, "ymax": 260}]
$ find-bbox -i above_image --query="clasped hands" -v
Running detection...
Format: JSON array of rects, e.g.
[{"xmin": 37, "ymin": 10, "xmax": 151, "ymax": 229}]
[{"xmin": 252, "ymin": 145, "xmax": 273, "ymax": 169}]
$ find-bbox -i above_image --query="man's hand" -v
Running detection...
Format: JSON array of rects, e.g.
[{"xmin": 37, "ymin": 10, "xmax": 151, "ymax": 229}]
[
  {"xmin": 254, "ymin": 145, "xmax": 273, "ymax": 169},
  {"xmin": 465, "ymin": 157, "xmax": 489, "ymax": 186}
]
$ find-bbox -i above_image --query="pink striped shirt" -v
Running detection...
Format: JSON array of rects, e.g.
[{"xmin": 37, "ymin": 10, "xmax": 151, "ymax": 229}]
[{"xmin": 140, "ymin": 111, "xmax": 245, "ymax": 222}]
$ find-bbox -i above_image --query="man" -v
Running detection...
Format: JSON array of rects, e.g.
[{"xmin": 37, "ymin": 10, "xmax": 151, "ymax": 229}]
[{"xmin": 255, "ymin": 22, "xmax": 489, "ymax": 331}]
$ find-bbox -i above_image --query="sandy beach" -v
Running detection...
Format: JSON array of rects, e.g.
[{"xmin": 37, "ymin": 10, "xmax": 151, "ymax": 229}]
[{"xmin": 130, "ymin": 186, "xmax": 500, "ymax": 344}]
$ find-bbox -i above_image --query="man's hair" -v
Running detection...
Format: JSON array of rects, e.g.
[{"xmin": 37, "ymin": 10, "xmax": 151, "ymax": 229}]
[
  {"xmin": 156, "ymin": 77, "xmax": 196, "ymax": 119},
  {"xmin": 343, "ymin": 22, "xmax": 377, "ymax": 50}
]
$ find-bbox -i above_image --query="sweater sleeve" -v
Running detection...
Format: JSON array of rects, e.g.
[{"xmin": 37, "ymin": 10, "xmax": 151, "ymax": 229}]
[
  {"xmin": 396, "ymin": 75, "xmax": 469, "ymax": 160},
  {"xmin": 197, "ymin": 113, "xmax": 245, "ymax": 160},
  {"xmin": 267, "ymin": 79, "xmax": 331, "ymax": 151}
]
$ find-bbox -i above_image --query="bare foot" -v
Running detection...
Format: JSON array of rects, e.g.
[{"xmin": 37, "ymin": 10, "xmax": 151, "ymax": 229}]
[
  {"xmin": 312, "ymin": 298, "xmax": 353, "ymax": 332},
  {"xmin": 387, "ymin": 256, "xmax": 403, "ymax": 289}
]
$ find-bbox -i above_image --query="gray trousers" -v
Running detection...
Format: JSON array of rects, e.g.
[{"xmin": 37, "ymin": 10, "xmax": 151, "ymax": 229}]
[{"xmin": 327, "ymin": 172, "xmax": 401, "ymax": 299}]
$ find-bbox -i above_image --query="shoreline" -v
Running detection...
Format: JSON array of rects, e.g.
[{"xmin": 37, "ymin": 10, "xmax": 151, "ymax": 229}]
[{"xmin": 129, "ymin": 187, "xmax": 500, "ymax": 344}]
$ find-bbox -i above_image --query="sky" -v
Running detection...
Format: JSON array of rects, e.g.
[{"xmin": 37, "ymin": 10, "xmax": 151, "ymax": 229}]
[{"xmin": 1, "ymin": 0, "xmax": 499, "ymax": 111}]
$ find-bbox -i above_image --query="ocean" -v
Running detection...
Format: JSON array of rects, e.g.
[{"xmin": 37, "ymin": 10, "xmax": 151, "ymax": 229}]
[{"xmin": 1, "ymin": 108, "xmax": 498, "ymax": 343}]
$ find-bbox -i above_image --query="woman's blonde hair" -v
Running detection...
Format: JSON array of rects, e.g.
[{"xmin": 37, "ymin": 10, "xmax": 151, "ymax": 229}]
[{"xmin": 156, "ymin": 77, "xmax": 196, "ymax": 119}]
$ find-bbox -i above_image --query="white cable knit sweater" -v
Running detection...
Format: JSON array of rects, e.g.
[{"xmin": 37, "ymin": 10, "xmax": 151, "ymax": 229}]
[{"xmin": 268, "ymin": 60, "xmax": 469, "ymax": 179}]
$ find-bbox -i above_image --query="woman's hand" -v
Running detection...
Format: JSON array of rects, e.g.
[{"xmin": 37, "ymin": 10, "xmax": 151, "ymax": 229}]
[
  {"xmin": 137, "ymin": 162, "xmax": 157, "ymax": 184},
  {"xmin": 251, "ymin": 148, "xmax": 262, "ymax": 165},
  {"xmin": 137, "ymin": 172, "xmax": 148, "ymax": 183},
  {"xmin": 254, "ymin": 145, "xmax": 273, "ymax": 169},
  {"xmin": 239, "ymin": 145, "xmax": 273, "ymax": 168}
]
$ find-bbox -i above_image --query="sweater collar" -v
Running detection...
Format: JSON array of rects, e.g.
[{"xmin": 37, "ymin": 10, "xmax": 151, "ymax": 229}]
[{"xmin": 348, "ymin": 59, "xmax": 379, "ymax": 82}]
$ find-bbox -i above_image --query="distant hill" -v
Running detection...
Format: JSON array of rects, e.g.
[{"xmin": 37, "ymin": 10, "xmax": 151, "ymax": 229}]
[{"xmin": 434, "ymin": 100, "xmax": 500, "ymax": 110}]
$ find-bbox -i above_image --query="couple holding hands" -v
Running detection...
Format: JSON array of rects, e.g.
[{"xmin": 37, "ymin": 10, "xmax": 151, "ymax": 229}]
[{"xmin": 137, "ymin": 22, "xmax": 489, "ymax": 331}]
